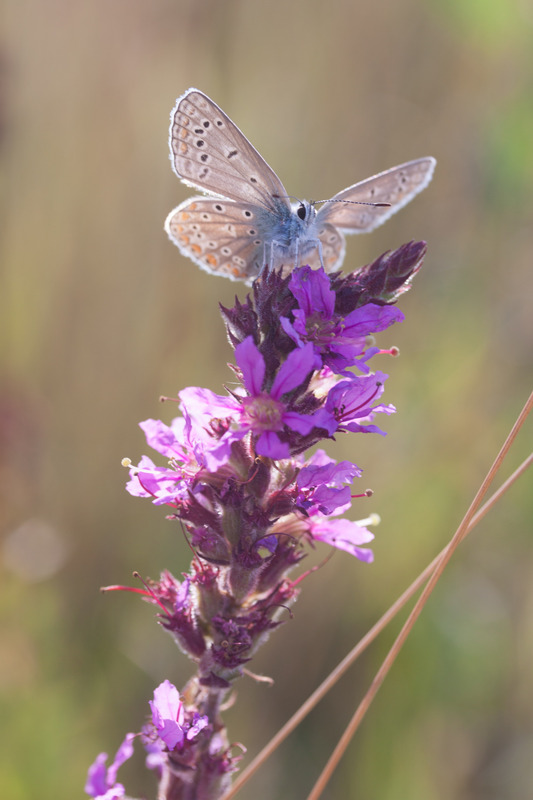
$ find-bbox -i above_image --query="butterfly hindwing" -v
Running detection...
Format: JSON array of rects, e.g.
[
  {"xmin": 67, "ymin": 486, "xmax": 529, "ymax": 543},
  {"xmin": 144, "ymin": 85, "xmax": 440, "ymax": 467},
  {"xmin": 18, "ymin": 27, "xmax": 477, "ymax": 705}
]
[
  {"xmin": 314, "ymin": 223, "xmax": 346, "ymax": 272},
  {"xmin": 165, "ymin": 196, "xmax": 272, "ymax": 282}
]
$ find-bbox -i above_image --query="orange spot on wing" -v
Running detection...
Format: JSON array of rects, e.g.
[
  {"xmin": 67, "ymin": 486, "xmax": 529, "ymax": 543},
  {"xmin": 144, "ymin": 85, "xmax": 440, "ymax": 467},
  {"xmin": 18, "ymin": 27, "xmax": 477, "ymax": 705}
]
[
  {"xmin": 179, "ymin": 235, "xmax": 190, "ymax": 245},
  {"xmin": 178, "ymin": 212, "xmax": 190, "ymax": 221},
  {"xmin": 191, "ymin": 245, "xmax": 202, "ymax": 255},
  {"xmin": 205, "ymin": 254, "xmax": 218, "ymax": 266},
  {"xmin": 179, "ymin": 142, "xmax": 188, "ymax": 154}
]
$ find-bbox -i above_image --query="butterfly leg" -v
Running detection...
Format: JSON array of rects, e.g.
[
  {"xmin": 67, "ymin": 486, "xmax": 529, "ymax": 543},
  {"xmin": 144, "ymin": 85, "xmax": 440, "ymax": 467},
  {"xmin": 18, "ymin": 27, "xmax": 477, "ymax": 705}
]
[
  {"xmin": 293, "ymin": 237, "xmax": 300, "ymax": 270},
  {"xmin": 315, "ymin": 238, "xmax": 324, "ymax": 269},
  {"xmin": 265, "ymin": 239, "xmax": 292, "ymax": 273},
  {"xmin": 259, "ymin": 240, "xmax": 279, "ymax": 275},
  {"xmin": 261, "ymin": 239, "xmax": 278, "ymax": 272},
  {"xmin": 299, "ymin": 238, "xmax": 324, "ymax": 269}
]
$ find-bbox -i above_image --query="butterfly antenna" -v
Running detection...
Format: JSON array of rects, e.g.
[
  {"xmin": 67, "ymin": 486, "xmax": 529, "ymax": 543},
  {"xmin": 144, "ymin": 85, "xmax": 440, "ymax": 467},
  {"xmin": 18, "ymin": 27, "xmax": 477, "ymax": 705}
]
[
  {"xmin": 312, "ymin": 199, "xmax": 391, "ymax": 208},
  {"xmin": 272, "ymin": 193, "xmax": 391, "ymax": 208}
]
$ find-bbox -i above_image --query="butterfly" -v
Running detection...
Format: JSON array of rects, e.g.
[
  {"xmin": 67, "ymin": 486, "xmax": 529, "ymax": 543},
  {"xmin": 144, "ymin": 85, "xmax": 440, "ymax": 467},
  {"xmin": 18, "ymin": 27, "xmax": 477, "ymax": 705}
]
[{"xmin": 165, "ymin": 88, "xmax": 436, "ymax": 283}]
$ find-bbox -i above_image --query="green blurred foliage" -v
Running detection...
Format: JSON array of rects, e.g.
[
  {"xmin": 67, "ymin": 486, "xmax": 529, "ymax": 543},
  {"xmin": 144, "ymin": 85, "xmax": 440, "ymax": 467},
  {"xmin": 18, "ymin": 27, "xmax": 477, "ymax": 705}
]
[{"xmin": 1, "ymin": 1, "xmax": 532, "ymax": 798}]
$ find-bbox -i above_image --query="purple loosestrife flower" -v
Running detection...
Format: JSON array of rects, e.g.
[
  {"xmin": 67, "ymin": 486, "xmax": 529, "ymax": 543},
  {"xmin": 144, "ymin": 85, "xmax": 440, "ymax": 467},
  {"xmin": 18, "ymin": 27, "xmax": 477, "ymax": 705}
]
[
  {"xmin": 295, "ymin": 449, "xmax": 362, "ymax": 515},
  {"xmin": 126, "ymin": 410, "xmax": 213, "ymax": 505},
  {"xmin": 180, "ymin": 336, "xmax": 322, "ymax": 465},
  {"xmin": 85, "ymin": 733, "xmax": 135, "ymax": 800},
  {"xmin": 264, "ymin": 449, "xmax": 375, "ymax": 563},
  {"xmin": 325, "ymin": 370, "xmax": 396, "ymax": 435},
  {"xmin": 269, "ymin": 509, "xmax": 375, "ymax": 563},
  {"xmin": 281, "ymin": 265, "xmax": 404, "ymax": 374},
  {"xmin": 149, "ymin": 680, "xmax": 208, "ymax": 750},
  {"xmin": 96, "ymin": 241, "xmax": 427, "ymax": 800},
  {"xmin": 306, "ymin": 513, "xmax": 375, "ymax": 562}
]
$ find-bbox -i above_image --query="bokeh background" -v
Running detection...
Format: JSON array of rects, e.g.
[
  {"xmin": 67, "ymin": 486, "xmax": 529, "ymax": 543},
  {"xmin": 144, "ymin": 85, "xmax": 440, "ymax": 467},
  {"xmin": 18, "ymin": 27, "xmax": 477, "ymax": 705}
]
[{"xmin": 2, "ymin": 1, "xmax": 532, "ymax": 798}]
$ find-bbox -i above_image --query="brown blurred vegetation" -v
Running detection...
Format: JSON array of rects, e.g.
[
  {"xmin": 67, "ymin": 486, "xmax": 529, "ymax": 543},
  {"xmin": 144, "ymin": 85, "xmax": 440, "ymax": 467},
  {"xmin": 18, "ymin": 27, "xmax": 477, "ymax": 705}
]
[{"xmin": 1, "ymin": 1, "xmax": 532, "ymax": 798}]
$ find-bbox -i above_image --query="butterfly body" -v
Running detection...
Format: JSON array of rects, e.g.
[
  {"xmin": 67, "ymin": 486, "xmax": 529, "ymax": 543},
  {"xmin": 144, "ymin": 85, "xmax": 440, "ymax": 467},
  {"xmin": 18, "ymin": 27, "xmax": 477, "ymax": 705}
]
[{"xmin": 165, "ymin": 89, "xmax": 436, "ymax": 283}]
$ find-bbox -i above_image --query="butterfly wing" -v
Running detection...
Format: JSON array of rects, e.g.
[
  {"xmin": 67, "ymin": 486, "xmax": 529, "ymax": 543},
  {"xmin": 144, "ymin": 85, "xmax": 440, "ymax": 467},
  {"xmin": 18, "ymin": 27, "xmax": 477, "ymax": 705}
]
[
  {"xmin": 316, "ymin": 157, "xmax": 436, "ymax": 233},
  {"xmin": 165, "ymin": 196, "xmax": 277, "ymax": 283},
  {"xmin": 169, "ymin": 88, "xmax": 290, "ymax": 211},
  {"xmin": 308, "ymin": 223, "xmax": 346, "ymax": 272}
]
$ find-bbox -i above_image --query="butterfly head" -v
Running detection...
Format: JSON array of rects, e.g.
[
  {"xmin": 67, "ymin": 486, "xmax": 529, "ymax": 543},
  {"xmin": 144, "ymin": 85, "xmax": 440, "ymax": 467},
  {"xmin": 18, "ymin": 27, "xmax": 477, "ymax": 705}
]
[{"xmin": 293, "ymin": 199, "xmax": 317, "ymax": 225}]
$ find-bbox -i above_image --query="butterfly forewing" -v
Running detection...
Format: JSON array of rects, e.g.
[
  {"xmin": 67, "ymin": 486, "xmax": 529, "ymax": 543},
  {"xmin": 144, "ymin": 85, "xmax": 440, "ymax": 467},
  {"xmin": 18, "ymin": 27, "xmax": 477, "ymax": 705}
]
[
  {"xmin": 316, "ymin": 157, "xmax": 436, "ymax": 233},
  {"xmin": 169, "ymin": 89, "xmax": 289, "ymax": 211}
]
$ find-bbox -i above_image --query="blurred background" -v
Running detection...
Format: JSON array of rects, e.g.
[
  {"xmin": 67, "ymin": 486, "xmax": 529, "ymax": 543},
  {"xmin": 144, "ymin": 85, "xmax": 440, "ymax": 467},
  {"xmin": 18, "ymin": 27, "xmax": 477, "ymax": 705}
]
[{"xmin": 2, "ymin": 1, "xmax": 532, "ymax": 798}]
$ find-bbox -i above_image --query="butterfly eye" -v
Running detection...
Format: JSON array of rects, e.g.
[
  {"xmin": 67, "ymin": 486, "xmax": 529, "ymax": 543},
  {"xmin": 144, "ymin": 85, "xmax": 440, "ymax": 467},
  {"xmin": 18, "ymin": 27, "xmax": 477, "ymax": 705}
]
[{"xmin": 297, "ymin": 203, "xmax": 307, "ymax": 221}]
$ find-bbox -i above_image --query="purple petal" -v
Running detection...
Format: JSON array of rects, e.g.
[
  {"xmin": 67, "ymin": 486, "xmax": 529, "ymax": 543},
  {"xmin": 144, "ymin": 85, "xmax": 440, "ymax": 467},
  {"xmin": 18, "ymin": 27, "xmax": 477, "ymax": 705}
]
[
  {"xmin": 235, "ymin": 336, "xmax": 265, "ymax": 396},
  {"xmin": 204, "ymin": 427, "xmax": 248, "ymax": 470},
  {"xmin": 151, "ymin": 680, "xmax": 183, "ymax": 724},
  {"xmin": 281, "ymin": 409, "xmax": 318, "ymax": 436},
  {"xmin": 326, "ymin": 372, "xmax": 389, "ymax": 421},
  {"xmin": 127, "ymin": 457, "xmax": 184, "ymax": 502},
  {"xmin": 342, "ymin": 303, "xmax": 404, "ymax": 337},
  {"xmin": 341, "ymin": 422, "xmax": 387, "ymax": 435},
  {"xmin": 85, "ymin": 753, "xmax": 109, "ymax": 797},
  {"xmin": 85, "ymin": 734, "xmax": 134, "ymax": 799},
  {"xmin": 150, "ymin": 680, "xmax": 185, "ymax": 750},
  {"xmin": 179, "ymin": 386, "xmax": 238, "ymax": 426},
  {"xmin": 255, "ymin": 430, "xmax": 290, "ymax": 459},
  {"xmin": 271, "ymin": 343, "xmax": 315, "ymax": 398},
  {"xmin": 186, "ymin": 713, "xmax": 209, "ymax": 741},
  {"xmin": 311, "ymin": 517, "xmax": 374, "ymax": 561},
  {"xmin": 139, "ymin": 419, "xmax": 181, "ymax": 457},
  {"xmin": 307, "ymin": 485, "xmax": 352, "ymax": 515},
  {"xmin": 280, "ymin": 315, "xmax": 305, "ymax": 347},
  {"xmin": 298, "ymin": 459, "xmax": 361, "ymax": 489},
  {"xmin": 310, "ymin": 407, "xmax": 338, "ymax": 436},
  {"xmin": 289, "ymin": 266, "xmax": 335, "ymax": 318},
  {"xmin": 304, "ymin": 449, "xmax": 336, "ymax": 468},
  {"xmin": 126, "ymin": 455, "xmax": 158, "ymax": 497}
]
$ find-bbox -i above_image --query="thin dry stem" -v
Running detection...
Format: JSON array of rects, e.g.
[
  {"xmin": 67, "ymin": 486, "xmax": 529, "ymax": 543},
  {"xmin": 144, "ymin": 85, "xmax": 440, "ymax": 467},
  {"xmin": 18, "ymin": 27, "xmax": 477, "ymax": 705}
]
[
  {"xmin": 305, "ymin": 389, "xmax": 533, "ymax": 800},
  {"xmin": 221, "ymin": 392, "xmax": 532, "ymax": 800}
]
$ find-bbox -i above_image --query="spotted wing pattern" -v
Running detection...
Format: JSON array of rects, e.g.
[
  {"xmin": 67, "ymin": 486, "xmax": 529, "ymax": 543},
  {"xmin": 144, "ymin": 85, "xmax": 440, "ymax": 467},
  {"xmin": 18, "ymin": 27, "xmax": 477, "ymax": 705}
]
[
  {"xmin": 316, "ymin": 157, "xmax": 436, "ymax": 233},
  {"xmin": 165, "ymin": 196, "xmax": 273, "ymax": 282},
  {"xmin": 315, "ymin": 223, "xmax": 346, "ymax": 272},
  {"xmin": 169, "ymin": 89, "xmax": 289, "ymax": 209}
]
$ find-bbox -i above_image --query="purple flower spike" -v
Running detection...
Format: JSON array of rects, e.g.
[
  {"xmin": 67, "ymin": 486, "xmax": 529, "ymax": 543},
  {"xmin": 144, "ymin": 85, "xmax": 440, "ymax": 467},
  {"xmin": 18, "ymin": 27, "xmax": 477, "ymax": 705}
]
[
  {"xmin": 150, "ymin": 679, "xmax": 186, "ymax": 750},
  {"xmin": 108, "ymin": 241, "xmax": 428, "ymax": 796},
  {"xmin": 85, "ymin": 733, "xmax": 135, "ymax": 799}
]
